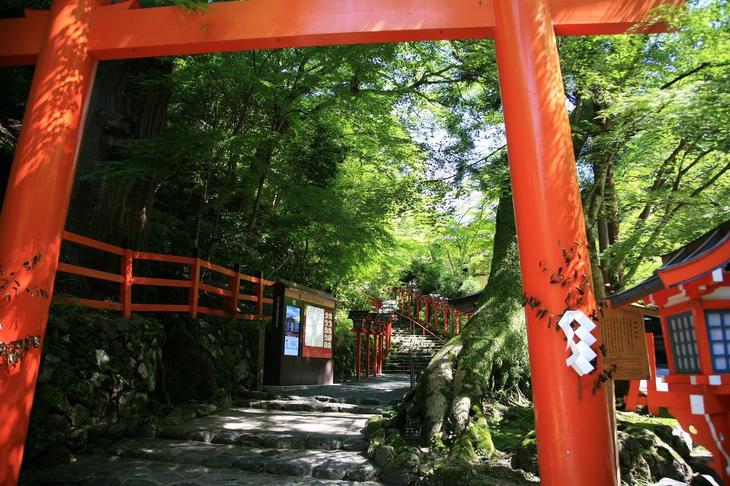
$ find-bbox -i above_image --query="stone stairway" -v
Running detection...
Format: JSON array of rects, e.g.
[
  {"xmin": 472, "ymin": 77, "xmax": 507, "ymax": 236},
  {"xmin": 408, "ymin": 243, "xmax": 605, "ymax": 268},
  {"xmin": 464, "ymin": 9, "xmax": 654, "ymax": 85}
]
[
  {"xmin": 21, "ymin": 376, "xmax": 411, "ymax": 485},
  {"xmin": 382, "ymin": 320, "xmax": 445, "ymax": 376}
]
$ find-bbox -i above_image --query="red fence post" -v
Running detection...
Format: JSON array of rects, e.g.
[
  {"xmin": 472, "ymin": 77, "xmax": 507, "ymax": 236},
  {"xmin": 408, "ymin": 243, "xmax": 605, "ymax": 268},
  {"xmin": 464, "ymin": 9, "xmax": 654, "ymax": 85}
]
[
  {"xmin": 456, "ymin": 311, "xmax": 461, "ymax": 335},
  {"xmin": 372, "ymin": 334, "xmax": 376, "ymax": 375},
  {"xmin": 229, "ymin": 263, "xmax": 241, "ymax": 316},
  {"xmin": 624, "ymin": 380, "xmax": 641, "ymax": 412},
  {"xmin": 645, "ymin": 333, "xmax": 659, "ymax": 416},
  {"xmin": 356, "ymin": 331, "xmax": 362, "ymax": 381},
  {"xmin": 365, "ymin": 331, "xmax": 371, "ymax": 378},
  {"xmin": 120, "ymin": 247, "xmax": 133, "ymax": 319},
  {"xmin": 377, "ymin": 334, "xmax": 382, "ymax": 374},
  {"xmin": 189, "ymin": 250, "xmax": 201, "ymax": 318},
  {"xmin": 255, "ymin": 270, "xmax": 265, "ymax": 319},
  {"xmin": 374, "ymin": 334, "xmax": 379, "ymax": 375}
]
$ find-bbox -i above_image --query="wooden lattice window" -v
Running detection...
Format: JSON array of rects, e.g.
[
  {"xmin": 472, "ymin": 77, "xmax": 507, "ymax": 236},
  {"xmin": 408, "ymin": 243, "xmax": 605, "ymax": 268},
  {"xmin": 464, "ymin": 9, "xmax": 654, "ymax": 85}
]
[
  {"xmin": 706, "ymin": 310, "xmax": 730, "ymax": 373},
  {"xmin": 667, "ymin": 312, "xmax": 700, "ymax": 373}
]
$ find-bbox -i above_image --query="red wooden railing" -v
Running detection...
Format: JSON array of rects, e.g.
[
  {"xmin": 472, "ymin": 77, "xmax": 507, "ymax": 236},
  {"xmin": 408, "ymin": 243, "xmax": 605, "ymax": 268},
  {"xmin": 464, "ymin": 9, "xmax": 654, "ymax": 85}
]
[
  {"xmin": 55, "ymin": 231, "xmax": 274, "ymax": 320},
  {"xmin": 394, "ymin": 287, "xmax": 473, "ymax": 337}
]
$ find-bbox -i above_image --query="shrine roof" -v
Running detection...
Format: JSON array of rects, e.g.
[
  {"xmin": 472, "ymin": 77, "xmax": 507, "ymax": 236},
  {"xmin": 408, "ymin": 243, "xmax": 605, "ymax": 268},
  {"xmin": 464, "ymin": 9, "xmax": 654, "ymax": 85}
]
[
  {"xmin": 448, "ymin": 289, "xmax": 484, "ymax": 314},
  {"xmin": 277, "ymin": 279, "xmax": 337, "ymax": 303},
  {"xmin": 608, "ymin": 220, "xmax": 730, "ymax": 308}
]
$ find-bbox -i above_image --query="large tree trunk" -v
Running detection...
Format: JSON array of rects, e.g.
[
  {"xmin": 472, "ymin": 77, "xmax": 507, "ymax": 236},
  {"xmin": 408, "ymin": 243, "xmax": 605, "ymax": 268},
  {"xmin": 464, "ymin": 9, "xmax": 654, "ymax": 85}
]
[
  {"xmin": 58, "ymin": 59, "xmax": 172, "ymax": 297},
  {"xmin": 66, "ymin": 59, "xmax": 172, "ymax": 247},
  {"xmin": 394, "ymin": 185, "xmax": 528, "ymax": 460}
]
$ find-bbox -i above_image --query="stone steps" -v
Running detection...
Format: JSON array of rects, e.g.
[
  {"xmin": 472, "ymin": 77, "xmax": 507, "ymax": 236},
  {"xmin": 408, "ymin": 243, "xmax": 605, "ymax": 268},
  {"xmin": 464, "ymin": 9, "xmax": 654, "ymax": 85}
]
[
  {"xmin": 110, "ymin": 437, "xmax": 378, "ymax": 481},
  {"xmin": 237, "ymin": 392, "xmax": 383, "ymax": 407},
  {"xmin": 22, "ymin": 376, "xmax": 411, "ymax": 485},
  {"xmin": 158, "ymin": 408, "xmax": 371, "ymax": 451},
  {"xmin": 382, "ymin": 324, "xmax": 445, "ymax": 376},
  {"xmin": 24, "ymin": 455, "xmax": 381, "ymax": 485},
  {"xmin": 239, "ymin": 399, "xmax": 382, "ymax": 415},
  {"xmin": 236, "ymin": 396, "xmax": 383, "ymax": 415}
]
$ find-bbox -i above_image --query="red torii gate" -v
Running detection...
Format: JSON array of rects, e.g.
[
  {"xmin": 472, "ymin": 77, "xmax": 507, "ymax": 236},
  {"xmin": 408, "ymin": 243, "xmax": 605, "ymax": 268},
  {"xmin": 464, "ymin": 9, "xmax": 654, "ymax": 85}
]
[{"xmin": 0, "ymin": 0, "xmax": 679, "ymax": 483}]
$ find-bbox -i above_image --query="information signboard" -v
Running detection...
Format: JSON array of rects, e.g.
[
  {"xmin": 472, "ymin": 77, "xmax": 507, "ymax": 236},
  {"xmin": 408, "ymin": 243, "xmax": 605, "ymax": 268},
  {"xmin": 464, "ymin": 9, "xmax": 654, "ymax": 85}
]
[
  {"xmin": 267, "ymin": 279, "xmax": 337, "ymax": 386},
  {"xmin": 602, "ymin": 307, "xmax": 651, "ymax": 380}
]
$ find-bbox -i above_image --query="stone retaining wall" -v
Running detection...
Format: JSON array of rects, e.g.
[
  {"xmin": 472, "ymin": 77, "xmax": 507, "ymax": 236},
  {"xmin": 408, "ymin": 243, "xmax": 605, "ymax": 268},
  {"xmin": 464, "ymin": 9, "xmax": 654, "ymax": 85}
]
[{"xmin": 24, "ymin": 305, "xmax": 259, "ymax": 466}]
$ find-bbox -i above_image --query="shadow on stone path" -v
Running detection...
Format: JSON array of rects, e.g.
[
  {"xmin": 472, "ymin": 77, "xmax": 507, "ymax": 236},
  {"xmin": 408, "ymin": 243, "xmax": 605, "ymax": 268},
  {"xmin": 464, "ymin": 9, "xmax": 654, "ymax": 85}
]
[{"xmin": 21, "ymin": 374, "xmax": 412, "ymax": 485}]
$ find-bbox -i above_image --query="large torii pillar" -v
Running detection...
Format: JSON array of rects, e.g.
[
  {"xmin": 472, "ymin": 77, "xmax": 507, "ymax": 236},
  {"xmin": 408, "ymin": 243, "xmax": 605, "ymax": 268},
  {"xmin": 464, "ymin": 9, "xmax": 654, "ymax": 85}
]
[
  {"xmin": 0, "ymin": 0, "xmax": 98, "ymax": 483},
  {"xmin": 0, "ymin": 0, "xmax": 679, "ymax": 483},
  {"xmin": 494, "ymin": 1, "xmax": 614, "ymax": 483}
]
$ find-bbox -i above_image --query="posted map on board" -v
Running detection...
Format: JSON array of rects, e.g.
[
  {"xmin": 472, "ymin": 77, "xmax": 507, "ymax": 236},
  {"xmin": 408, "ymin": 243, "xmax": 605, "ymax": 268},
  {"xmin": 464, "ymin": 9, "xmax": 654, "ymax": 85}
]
[{"xmin": 305, "ymin": 305, "xmax": 325, "ymax": 348}]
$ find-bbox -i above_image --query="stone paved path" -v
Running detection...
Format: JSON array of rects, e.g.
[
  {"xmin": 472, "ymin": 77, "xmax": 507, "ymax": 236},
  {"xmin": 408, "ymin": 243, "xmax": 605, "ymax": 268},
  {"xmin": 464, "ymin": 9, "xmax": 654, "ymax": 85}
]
[
  {"xmin": 268, "ymin": 374, "xmax": 410, "ymax": 404},
  {"xmin": 22, "ymin": 374, "xmax": 411, "ymax": 485}
]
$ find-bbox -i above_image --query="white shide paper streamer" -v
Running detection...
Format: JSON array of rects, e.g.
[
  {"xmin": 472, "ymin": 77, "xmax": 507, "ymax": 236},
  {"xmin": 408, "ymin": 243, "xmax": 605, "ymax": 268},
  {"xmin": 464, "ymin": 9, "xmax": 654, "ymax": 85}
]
[{"xmin": 557, "ymin": 310, "xmax": 598, "ymax": 376}]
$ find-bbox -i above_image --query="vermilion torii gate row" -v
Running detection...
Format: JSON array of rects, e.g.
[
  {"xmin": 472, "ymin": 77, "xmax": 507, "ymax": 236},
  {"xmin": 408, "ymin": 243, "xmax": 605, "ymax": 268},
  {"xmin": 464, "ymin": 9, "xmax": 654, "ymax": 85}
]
[
  {"xmin": 396, "ymin": 287, "xmax": 473, "ymax": 336},
  {"xmin": 351, "ymin": 313, "xmax": 392, "ymax": 380},
  {"xmin": 0, "ymin": 0, "xmax": 679, "ymax": 483}
]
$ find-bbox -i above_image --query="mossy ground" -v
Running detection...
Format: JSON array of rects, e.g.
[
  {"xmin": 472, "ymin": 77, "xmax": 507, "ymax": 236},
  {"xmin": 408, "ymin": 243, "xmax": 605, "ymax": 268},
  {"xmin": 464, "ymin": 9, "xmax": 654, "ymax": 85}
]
[{"xmin": 489, "ymin": 403, "xmax": 534, "ymax": 452}]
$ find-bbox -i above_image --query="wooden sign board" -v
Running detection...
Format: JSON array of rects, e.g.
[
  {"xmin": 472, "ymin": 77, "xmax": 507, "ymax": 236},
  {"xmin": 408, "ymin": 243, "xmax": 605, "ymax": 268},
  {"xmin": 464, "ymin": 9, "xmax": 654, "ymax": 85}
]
[{"xmin": 602, "ymin": 307, "xmax": 650, "ymax": 380}]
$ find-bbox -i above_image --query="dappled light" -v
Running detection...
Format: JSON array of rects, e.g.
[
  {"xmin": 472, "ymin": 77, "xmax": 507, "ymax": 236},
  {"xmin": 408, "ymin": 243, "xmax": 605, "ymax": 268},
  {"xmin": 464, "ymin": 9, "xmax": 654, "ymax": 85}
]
[{"xmin": 1, "ymin": 0, "xmax": 727, "ymax": 484}]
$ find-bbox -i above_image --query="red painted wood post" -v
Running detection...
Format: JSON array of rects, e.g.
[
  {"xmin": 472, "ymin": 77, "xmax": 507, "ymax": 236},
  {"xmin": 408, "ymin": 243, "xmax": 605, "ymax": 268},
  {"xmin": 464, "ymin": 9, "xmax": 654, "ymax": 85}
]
[
  {"xmin": 379, "ymin": 333, "xmax": 384, "ymax": 374},
  {"xmin": 645, "ymin": 333, "xmax": 659, "ymax": 416},
  {"xmin": 356, "ymin": 331, "xmax": 362, "ymax": 381},
  {"xmin": 444, "ymin": 307, "xmax": 450, "ymax": 334},
  {"xmin": 228, "ymin": 263, "xmax": 241, "ymax": 317},
  {"xmin": 254, "ymin": 270, "xmax": 265, "ymax": 319},
  {"xmin": 399, "ymin": 289, "xmax": 405, "ymax": 313},
  {"xmin": 456, "ymin": 311, "xmax": 461, "ymax": 335},
  {"xmin": 416, "ymin": 296, "xmax": 421, "ymax": 322},
  {"xmin": 120, "ymin": 247, "xmax": 134, "ymax": 319},
  {"xmin": 376, "ymin": 333, "xmax": 381, "ymax": 374},
  {"xmin": 0, "ymin": 0, "xmax": 99, "ymax": 481},
  {"xmin": 365, "ymin": 331, "xmax": 370, "ymax": 378},
  {"xmin": 372, "ymin": 332, "xmax": 376, "ymax": 376},
  {"xmin": 189, "ymin": 250, "xmax": 201, "ymax": 318},
  {"xmin": 380, "ymin": 333, "xmax": 384, "ymax": 373},
  {"xmin": 494, "ymin": 0, "xmax": 616, "ymax": 483}
]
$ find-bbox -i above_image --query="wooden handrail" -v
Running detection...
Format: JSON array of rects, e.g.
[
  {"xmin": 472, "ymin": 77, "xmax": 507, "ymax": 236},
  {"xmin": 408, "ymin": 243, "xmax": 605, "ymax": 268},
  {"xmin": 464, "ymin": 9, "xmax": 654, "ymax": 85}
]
[
  {"xmin": 55, "ymin": 231, "xmax": 274, "ymax": 320},
  {"xmin": 63, "ymin": 230, "xmax": 125, "ymax": 255},
  {"xmin": 393, "ymin": 287, "xmax": 470, "ymax": 338},
  {"xmin": 395, "ymin": 311, "xmax": 445, "ymax": 342}
]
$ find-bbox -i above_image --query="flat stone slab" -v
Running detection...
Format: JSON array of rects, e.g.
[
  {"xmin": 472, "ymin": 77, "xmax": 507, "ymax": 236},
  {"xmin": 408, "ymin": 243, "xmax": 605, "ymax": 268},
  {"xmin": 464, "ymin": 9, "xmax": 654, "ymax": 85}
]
[
  {"xmin": 22, "ymin": 456, "xmax": 383, "ymax": 485},
  {"xmin": 109, "ymin": 438, "xmax": 377, "ymax": 481},
  {"xmin": 269, "ymin": 374, "xmax": 410, "ymax": 404},
  {"xmin": 159, "ymin": 409, "xmax": 371, "ymax": 451},
  {"xmin": 242, "ymin": 398, "xmax": 383, "ymax": 415}
]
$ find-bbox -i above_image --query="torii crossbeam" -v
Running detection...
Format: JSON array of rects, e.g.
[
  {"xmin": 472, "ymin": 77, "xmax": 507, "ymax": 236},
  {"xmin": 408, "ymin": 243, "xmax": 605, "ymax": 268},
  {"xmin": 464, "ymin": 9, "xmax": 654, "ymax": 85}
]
[{"xmin": 0, "ymin": 0, "xmax": 680, "ymax": 484}]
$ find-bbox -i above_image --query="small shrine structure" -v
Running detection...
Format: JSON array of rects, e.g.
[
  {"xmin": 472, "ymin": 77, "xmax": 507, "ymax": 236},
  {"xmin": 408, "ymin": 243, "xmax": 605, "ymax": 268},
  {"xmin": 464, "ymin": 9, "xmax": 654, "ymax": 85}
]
[
  {"xmin": 266, "ymin": 280, "xmax": 336, "ymax": 386},
  {"xmin": 608, "ymin": 220, "xmax": 730, "ymax": 482}
]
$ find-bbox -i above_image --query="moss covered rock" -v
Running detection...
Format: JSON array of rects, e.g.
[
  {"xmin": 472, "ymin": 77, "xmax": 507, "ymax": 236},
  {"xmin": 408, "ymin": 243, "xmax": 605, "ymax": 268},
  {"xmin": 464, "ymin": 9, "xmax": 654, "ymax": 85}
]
[
  {"xmin": 618, "ymin": 425, "xmax": 693, "ymax": 484},
  {"xmin": 510, "ymin": 425, "xmax": 695, "ymax": 485}
]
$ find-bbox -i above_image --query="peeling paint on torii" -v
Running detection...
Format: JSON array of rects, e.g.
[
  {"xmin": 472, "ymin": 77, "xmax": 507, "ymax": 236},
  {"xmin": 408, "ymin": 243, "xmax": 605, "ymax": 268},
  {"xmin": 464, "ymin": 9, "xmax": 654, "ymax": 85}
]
[{"xmin": 0, "ymin": 0, "xmax": 681, "ymax": 483}]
